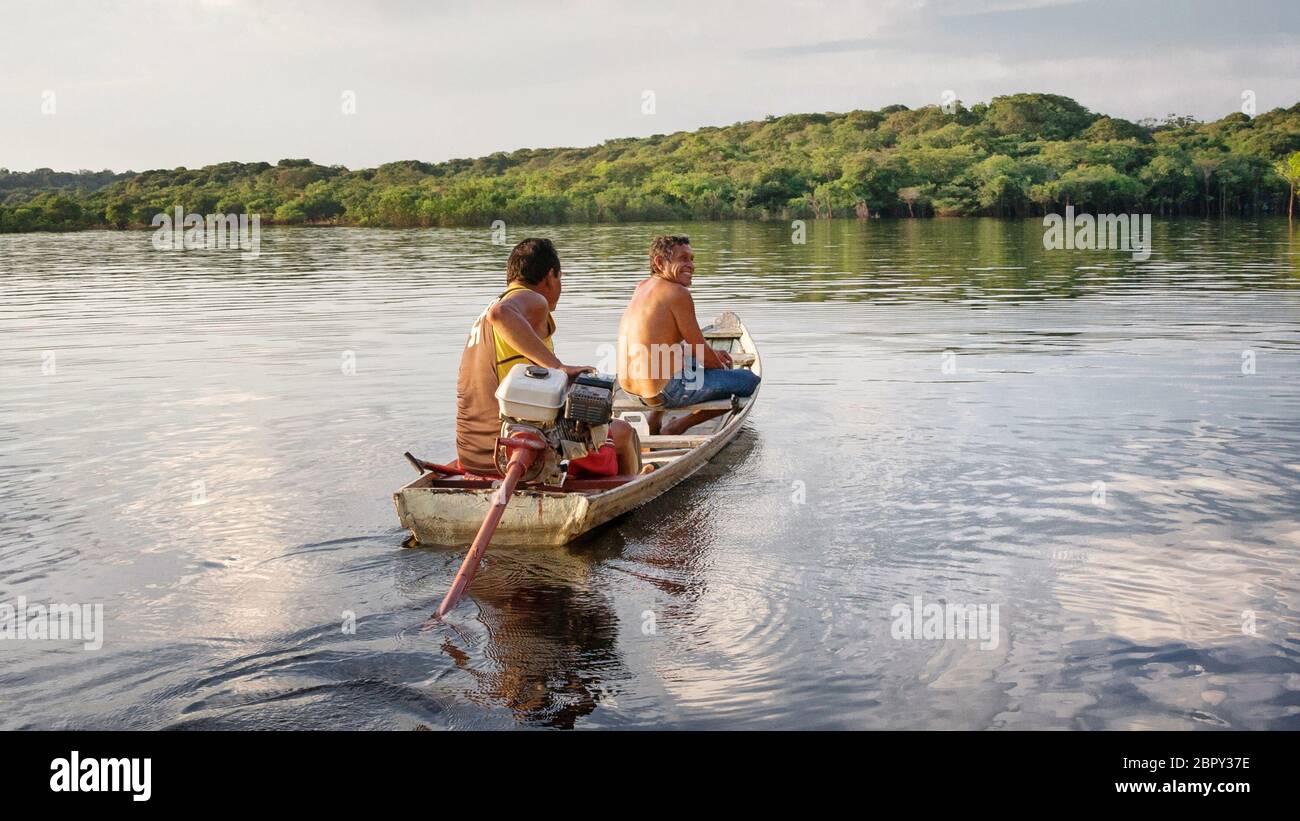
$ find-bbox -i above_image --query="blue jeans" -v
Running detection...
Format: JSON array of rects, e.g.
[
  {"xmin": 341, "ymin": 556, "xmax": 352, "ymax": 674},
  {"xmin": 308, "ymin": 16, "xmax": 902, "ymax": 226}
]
[{"xmin": 658, "ymin": 360, "xmax": 760, "ymax": 409}]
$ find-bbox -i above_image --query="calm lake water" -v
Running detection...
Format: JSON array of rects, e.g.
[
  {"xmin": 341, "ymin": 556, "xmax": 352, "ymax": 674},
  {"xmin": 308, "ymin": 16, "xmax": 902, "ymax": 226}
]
[{"xmin": 2, "ymin": 218, "xmax": 1299, "ymax": 730}]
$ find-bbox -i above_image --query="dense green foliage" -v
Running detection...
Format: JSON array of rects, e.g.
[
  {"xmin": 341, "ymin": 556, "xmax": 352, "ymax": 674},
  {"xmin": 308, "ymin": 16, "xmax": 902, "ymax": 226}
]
[{"xmin": 4, "ymin": 93, "xmax": 1300, "ymax": 233}]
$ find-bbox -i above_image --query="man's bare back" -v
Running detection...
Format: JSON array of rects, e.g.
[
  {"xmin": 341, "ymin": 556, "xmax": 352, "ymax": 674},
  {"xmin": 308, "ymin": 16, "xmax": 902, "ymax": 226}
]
[
  {"xmin": 618, "ymin": 238, "xmax": 731, "ymax": 399},
  {"xmin": 618, "ymin": 277, "xmax": 691, "ymax": 397}
]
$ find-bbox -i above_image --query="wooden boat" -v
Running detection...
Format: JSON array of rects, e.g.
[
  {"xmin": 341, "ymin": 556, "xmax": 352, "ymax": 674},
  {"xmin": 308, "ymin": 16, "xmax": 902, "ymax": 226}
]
[{"xmin": 394, "ymin": 312, "xmax": 761, "ymax": 546}]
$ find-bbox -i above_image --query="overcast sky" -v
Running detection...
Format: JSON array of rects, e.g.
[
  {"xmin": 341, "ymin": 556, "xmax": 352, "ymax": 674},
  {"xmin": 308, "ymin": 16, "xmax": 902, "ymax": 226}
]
[{"xmin": 2, "ymin": 0, "xmax": 1298, "ymax": 172}]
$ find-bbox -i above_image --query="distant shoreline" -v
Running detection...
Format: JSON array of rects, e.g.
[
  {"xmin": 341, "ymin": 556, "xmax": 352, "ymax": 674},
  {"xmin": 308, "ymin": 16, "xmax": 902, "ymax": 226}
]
[
  {"xmin": 3, "ymin": 93, "xmax": 1299, "ymax": 235},
  {"xmin": 4, "ymin": 213, "xmax": 1296, "ymax": 242}
]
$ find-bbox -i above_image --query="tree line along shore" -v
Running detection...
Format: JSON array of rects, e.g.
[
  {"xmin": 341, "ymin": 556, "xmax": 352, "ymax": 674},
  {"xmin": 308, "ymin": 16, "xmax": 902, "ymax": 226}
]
[{"xmin": 3, "ymin": 93, "xmax": 1300, "ymax": 234}]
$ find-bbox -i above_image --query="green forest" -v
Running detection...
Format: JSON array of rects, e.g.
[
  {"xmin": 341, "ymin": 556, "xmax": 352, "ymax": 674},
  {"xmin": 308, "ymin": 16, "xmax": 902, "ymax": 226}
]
[{"xmin": 3, "ymin": 93, "xmax": 1300, "ymax": 233}]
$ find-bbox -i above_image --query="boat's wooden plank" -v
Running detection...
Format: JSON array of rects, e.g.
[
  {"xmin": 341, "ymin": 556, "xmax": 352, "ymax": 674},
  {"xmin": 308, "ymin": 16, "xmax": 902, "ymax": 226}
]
[
  {"xmin": 641, "ymin": 434, "xmax": 710, "ymax": 448},
  {"xmin": 703, "ymin": 311, "xmax": 742, "ymax": 337},
  {"xmin": 642, "ymin": 448, "xmax": 692, "ymax": 458},
  {"xmin": 561, "ymin": 476, "xmax": 639, "ymax": 491}
]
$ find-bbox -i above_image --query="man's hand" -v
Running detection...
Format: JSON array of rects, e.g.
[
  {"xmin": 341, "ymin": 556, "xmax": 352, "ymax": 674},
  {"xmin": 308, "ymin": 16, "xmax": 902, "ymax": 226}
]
[
  {"xmin": 560, "ymin": 364, "xmax": 597, "ymax": 380},
  {"xmin": 700, "ymin": 347, "xmax": 732, "ymax": 369}
]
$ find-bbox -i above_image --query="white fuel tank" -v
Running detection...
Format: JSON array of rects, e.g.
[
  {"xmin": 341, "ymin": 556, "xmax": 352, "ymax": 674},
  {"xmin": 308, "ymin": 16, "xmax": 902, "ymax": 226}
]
[{"xmin": 496, "ymin": 364, "xmax": 567, "ymax": 422}]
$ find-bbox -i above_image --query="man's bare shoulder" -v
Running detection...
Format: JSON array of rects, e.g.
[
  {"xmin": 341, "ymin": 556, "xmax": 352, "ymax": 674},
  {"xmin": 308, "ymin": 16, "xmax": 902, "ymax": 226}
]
[
  {"xmin": 491, "ymin": 287, "xmax": 547, "ymax": 318},
  {"xmin": 641, "ymin": 276, "xmax": 692, "ymax": 304},
  {"xmin": 662, "ymin": 280, "xmax": 694, "ymax": 309}
]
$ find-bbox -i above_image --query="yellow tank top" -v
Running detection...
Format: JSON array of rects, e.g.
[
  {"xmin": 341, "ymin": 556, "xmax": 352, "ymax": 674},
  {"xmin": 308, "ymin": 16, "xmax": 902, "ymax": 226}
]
[{"xmin": 491, "ymin": 283, "xmax": 556, "ymax": 382}]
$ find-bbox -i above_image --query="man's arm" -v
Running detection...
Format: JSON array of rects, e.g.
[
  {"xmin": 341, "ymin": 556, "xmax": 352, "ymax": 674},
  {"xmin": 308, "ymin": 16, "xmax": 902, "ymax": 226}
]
[
  {"xmin": 488, "ymin": 290, "xmax": 593, "ymax": 377},
  {"xmin": 669, "ymin": 287, "xmax": 732, "ymax": 369}
]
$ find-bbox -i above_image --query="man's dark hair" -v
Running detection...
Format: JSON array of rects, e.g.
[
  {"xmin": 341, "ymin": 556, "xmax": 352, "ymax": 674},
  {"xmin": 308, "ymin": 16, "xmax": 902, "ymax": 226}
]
[
  {"xmin": 507, "ymin": 238, "xmax": 561, "ymax": 285},
  {"xmin": 649, "ymin": 235, "xmax": 690, "ymax": 274}
]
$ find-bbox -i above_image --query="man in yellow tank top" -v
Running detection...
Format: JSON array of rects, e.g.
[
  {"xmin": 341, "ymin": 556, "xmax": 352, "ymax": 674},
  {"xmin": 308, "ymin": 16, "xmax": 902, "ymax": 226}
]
[
  {"xmin": 455, "ymin": 238, "xmax": 642, "ymax": 476},
  {"xmin": 488, "ymin": 280, "xmax": 558, "ymax": 382}
]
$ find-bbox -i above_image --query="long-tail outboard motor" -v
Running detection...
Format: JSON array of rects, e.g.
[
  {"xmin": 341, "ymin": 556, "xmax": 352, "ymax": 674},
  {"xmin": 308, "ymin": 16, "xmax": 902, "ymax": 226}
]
[
  {"xmin": 493, "ymin": 365, "xmax": 615, "ymax": 485},
  {"xmin": 432, "ymin": 365, "xmax": 614, "ymax": 621}
]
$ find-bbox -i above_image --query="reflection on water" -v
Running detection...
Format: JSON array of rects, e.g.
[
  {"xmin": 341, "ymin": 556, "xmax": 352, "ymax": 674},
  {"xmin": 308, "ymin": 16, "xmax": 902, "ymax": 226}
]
[{"xmin": 1, "ymin": 218, "xmax": 1298, "ymax": 729}]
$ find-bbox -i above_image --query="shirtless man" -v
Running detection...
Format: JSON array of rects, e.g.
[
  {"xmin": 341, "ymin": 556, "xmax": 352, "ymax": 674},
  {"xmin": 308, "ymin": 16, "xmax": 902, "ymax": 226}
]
[
  {"xmin": 457, "ymin": 237, "xmax": 641, "ymax": 476},
  {"xmin": 617, "ymin": 235, "xmax": 760, "ymax": 436}
]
